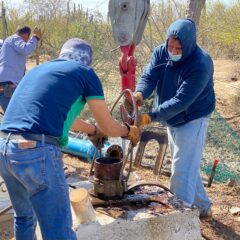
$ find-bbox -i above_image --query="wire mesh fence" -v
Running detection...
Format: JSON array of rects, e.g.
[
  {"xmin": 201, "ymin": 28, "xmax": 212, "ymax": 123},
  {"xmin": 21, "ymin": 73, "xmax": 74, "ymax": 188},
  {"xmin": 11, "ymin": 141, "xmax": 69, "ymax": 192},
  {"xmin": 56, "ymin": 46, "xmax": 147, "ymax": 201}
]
[{"xmin": 202, "ymin": 111, "xmax": 240, "ymax": 183}]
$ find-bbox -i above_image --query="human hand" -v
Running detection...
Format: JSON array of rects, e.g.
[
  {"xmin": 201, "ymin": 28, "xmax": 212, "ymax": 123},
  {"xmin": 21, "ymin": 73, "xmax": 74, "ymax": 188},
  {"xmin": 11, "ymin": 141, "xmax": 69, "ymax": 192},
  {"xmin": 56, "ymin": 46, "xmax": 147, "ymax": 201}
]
[
  {"xmin": 123, "ymin": 123, "xmax": 141, "ymax": 146},
  {"xmin": 123, "ymin": 92, "xmax": 143, "ymax": 113},
  {"xmin": 88, "ymin": 125, "xmax": 108, "ymax": 148},
  {"xmin": 120, "ymin": 104, "xmax": 151, "ymax": 128},
  {"xmin": 33, "ymin": 27, "xmax": 42, "ymax": 41},
  {"xmin": 137, "ymin": 114, "xmax": 151, "ymax": 128}
]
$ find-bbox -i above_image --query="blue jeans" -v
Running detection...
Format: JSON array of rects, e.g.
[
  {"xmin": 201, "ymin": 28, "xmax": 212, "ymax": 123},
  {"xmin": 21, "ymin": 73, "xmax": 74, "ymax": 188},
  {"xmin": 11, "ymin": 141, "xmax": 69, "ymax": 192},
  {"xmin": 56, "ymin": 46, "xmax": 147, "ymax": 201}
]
[
  {"xmin": 0, "ymin": 136, "xmax": 77, "ymax": 240},
  {"xmin": 167, "ymin": 117, "xmax": 211, "ymax": 213}
]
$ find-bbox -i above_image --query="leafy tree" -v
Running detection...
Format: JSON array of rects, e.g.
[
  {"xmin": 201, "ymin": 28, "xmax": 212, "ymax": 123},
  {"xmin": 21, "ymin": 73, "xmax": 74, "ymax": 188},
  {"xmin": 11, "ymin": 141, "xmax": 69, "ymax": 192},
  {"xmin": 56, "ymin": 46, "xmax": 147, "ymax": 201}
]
[{"xmin": 23, "ymin": 0, "xmax": 67, "ymax": 19}]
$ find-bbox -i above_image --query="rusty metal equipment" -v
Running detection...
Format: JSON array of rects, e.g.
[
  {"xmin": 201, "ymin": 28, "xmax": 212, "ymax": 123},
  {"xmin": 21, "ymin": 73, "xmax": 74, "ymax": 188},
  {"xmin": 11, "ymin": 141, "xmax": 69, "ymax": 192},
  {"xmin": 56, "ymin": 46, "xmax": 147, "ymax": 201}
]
[
  {"xmin": 89, "ymin": 89, "xmax": 137, "ymax": 199},
  {"xmin": 88, "ymin": 90, "xmax": 171, "ymax": 204},
  {"xmin": 86, "ymin": 1, "xmax": 173, "ymax": 208},
  {"xmin": 90, "ymin": 182, "xmax": 173, "ymax": 208},
  {"xmin": 90, "ymin": 157, "xmax": 125, "ymax": 198},
  {"xmin": 89, "ymin": 143, "xmax": 134, "ymax": 199}
]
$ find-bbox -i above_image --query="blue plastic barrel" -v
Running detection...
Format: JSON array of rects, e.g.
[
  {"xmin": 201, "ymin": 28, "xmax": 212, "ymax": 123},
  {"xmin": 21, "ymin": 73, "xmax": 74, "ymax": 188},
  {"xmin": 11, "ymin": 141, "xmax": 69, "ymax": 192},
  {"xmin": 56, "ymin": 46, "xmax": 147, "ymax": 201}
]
[{"xmin": 62, "ymin": 137, "xmax": 123, "ymax": 162}]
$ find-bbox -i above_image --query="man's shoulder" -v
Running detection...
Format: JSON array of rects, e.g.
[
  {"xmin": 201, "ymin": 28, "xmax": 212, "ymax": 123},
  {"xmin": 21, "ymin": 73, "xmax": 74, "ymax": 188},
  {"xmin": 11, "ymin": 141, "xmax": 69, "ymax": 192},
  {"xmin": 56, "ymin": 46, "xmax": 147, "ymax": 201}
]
[
  {"xmin": 64, "ymin": 60, "xmax": 97, "ymax": 77},
  {"xmin": 56, "ymin": 58, "xmax": 92, "ymax": 71},
  {"xmin": 39, "ymin": 59, "xmax": 98, "ymax": 80},
  {"xmin": 195, "ymin": 46, "xmax": 212, "ymax": 60},
  {"xmin": 4, "ymin": 34, "xmax": 21, "ymax": 45},
  {"xmin": 151, "ymin": 43, "xmax": 168, "ymax": 63},
  {"xmin": 191, "ymin": 46, "xmax": 213, "ymax": 68},
  {"xmin": 7, "ymin": 34, "xmax": 20, "ymax": 41}
]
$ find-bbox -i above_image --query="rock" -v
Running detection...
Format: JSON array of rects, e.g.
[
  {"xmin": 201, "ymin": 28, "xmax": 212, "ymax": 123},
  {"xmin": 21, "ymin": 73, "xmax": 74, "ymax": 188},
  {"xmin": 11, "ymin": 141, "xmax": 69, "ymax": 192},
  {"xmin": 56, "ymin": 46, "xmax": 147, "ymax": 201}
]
[
  {"xmin": 227, "ymin": 179, "xmax": 237, "ymax": 187},
  {"xmin": 230, "ymin": 76, "xmax": 238, "ymax": 81},
  {"xmin": 229, "ymin": 207, "xmax": 240, "ymax": 216}
]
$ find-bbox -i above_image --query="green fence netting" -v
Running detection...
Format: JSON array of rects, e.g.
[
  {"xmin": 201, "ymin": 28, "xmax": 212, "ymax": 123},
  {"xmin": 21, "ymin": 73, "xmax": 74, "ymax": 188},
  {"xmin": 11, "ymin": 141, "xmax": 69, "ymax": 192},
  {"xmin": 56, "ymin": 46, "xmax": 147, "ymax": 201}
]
[{"xmin": 202, "ymin": 110, "xmax": 240, "ymax": 183}]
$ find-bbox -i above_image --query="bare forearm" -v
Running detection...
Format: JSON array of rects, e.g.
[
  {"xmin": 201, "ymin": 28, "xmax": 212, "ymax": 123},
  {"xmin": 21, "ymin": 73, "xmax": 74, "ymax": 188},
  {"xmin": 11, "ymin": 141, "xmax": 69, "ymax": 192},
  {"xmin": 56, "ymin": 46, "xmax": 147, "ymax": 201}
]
[
  {"xmin": 71, "ymin": 118, "xmax": 95, "ymax": 135},
  {"xmin": 98, "ymin": 120, "xmax": 129, "ymax": 137},
  {"xmin": 87, "ymin": 99, "xmax": 129, "ymax": 137}
]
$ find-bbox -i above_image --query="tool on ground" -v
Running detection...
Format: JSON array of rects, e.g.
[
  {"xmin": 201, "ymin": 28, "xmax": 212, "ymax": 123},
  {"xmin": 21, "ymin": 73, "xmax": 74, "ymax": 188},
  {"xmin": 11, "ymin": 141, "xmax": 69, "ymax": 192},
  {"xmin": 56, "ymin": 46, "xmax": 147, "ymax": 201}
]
[{"xmin": 207, "ymin": 159, "xmax": 220, "ymax": 187}]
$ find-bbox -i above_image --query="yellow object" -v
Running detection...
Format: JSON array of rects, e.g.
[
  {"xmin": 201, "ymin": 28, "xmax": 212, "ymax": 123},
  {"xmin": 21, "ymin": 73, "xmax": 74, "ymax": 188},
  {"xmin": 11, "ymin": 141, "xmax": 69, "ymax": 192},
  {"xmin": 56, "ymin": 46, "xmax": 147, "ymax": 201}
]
[
  {"xmin": 138, "ymin": 114, "xmax": 151, "ymax": 128},
  {"xmin": 70, "ymin": 188, "xmax": 96, "ymax": 224},
  {"xmin": 128, "ymin": 125, "xmax": 141, "ymax": 146}
]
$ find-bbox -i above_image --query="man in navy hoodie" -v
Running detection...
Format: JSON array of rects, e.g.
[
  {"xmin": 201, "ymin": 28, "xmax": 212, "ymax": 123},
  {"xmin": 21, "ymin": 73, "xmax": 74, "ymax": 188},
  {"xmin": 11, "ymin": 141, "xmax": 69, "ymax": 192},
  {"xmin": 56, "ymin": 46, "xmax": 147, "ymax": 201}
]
[{"xmin": 130, "ymin": 18, "xmax": 215, "ymax": 217}]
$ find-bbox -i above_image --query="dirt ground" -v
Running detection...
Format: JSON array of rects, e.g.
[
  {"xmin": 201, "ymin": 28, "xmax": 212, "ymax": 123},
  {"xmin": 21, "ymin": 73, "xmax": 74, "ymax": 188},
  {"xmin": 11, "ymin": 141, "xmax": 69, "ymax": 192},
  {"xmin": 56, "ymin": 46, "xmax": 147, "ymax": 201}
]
[
  {"xmin": 214, "ymin": 59, "xmax": 240, "ymax": 133},
  {"xmin": 0, "ymin": 59, "xmax": 239, "ymax": 240},
  {"xmin": 64, "ymin": 153, "xmax": 240, "ymax": 240}
]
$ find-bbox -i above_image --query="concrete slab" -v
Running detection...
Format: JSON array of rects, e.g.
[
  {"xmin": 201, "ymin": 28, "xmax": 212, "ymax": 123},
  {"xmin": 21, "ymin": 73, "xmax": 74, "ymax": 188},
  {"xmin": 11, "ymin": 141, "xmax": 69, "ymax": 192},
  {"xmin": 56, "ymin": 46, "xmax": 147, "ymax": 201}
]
[
  {"xmin": 75, "ymin": 208, "xmax": 201, "ymax": 240},
  {"xmin": 73, "ymin": 181, "xmax": 201, "ymax": 240},
  {"xmin": 35, "ymin": 180, "xmax": 202, "ymax": 240}
]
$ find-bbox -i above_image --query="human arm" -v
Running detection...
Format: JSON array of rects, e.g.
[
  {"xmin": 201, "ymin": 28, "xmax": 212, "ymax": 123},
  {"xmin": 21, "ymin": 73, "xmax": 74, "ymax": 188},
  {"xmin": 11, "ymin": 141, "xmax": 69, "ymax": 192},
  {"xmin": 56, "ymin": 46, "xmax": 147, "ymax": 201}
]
[
  {"xmin": 124, "ymin": 46, "xmax": 165, "ymax": 112},
  {"xmin": 87, "ymin": 99, "xmax": 129, "ymax": 137},
  {"xmin": 149, "ymin": 64, "xmax": 213, "ymax": 122},
  {"xmin": 71, "ymin": 118, "xmax": 96, "ymax": 135},
  {"xmin": 72, "ymin": 118, "xmax": 107, "ymax": 147},
  {"xmin": 87, "ymin": 99, "xmax": 140, "ymax": 146},
  {"xmin": 136, "ymin": 46, "xmax": 164, "ymax": 100},
  {"xmin": 32, "ymin": 27, "xmax": 42, "ymax": 41},
  {"xmin": 72, "ymin": 99, "xmax": 140, "ymax": 145},
  {"xmin": 80, "ymin": 69, "xmax": 140, "ymax": 145},
  {"xmin": 12, "ymin": 35, "xmax": 37, "ymax": 56}
]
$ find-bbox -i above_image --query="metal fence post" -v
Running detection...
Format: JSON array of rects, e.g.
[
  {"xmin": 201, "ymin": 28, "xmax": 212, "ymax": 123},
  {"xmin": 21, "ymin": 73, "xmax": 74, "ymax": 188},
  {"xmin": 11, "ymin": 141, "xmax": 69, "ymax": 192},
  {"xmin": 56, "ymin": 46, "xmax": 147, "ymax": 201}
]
[{"xmin": 1, "ymin": 1, "xmax": 7, "ymax": 41}]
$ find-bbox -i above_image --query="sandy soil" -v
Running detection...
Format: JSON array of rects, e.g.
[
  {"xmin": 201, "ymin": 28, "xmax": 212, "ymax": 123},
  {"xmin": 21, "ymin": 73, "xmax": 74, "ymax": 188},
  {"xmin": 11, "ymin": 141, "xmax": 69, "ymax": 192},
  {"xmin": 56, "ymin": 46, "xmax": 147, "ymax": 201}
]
[{"xmin": 214, "ymin": 59, "xmax": 240, "ymax": 133}]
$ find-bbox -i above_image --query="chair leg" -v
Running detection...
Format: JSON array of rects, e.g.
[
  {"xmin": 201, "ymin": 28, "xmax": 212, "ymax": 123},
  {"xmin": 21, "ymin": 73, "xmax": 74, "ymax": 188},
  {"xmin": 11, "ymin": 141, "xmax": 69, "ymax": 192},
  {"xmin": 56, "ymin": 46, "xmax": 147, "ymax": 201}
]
[
  {"xmin": 153, "ymin": 140, "xmax": 168, "ymax": 175},
  {"xmin": 134, "ymin": 142, "xmax": 146, "ymax": 167}
]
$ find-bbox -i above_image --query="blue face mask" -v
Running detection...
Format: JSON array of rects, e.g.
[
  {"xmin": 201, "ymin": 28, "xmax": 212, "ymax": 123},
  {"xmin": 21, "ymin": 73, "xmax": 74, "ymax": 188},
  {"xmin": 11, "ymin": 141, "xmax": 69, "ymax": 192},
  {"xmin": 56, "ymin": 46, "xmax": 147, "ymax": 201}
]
[{"xmin": 168, "ymin": 51, "xmax": 182, "ymax": 62}]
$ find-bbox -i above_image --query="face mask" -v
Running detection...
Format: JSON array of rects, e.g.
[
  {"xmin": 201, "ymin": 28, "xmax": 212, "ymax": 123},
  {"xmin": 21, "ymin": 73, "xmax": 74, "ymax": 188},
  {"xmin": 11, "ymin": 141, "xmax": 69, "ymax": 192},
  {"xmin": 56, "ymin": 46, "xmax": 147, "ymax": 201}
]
[{"xmin": 168, "ymin": 51, "xmax": 182, "ymax": 62}]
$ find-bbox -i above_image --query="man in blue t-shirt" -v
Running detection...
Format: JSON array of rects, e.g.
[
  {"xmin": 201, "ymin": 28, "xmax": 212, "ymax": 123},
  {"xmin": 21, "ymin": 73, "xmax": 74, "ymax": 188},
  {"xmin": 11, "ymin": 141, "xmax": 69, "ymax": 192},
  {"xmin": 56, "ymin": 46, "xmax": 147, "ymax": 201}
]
[{"xmin": 0, "ymin": 38, "xmax": 140, "ymax": 240}]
